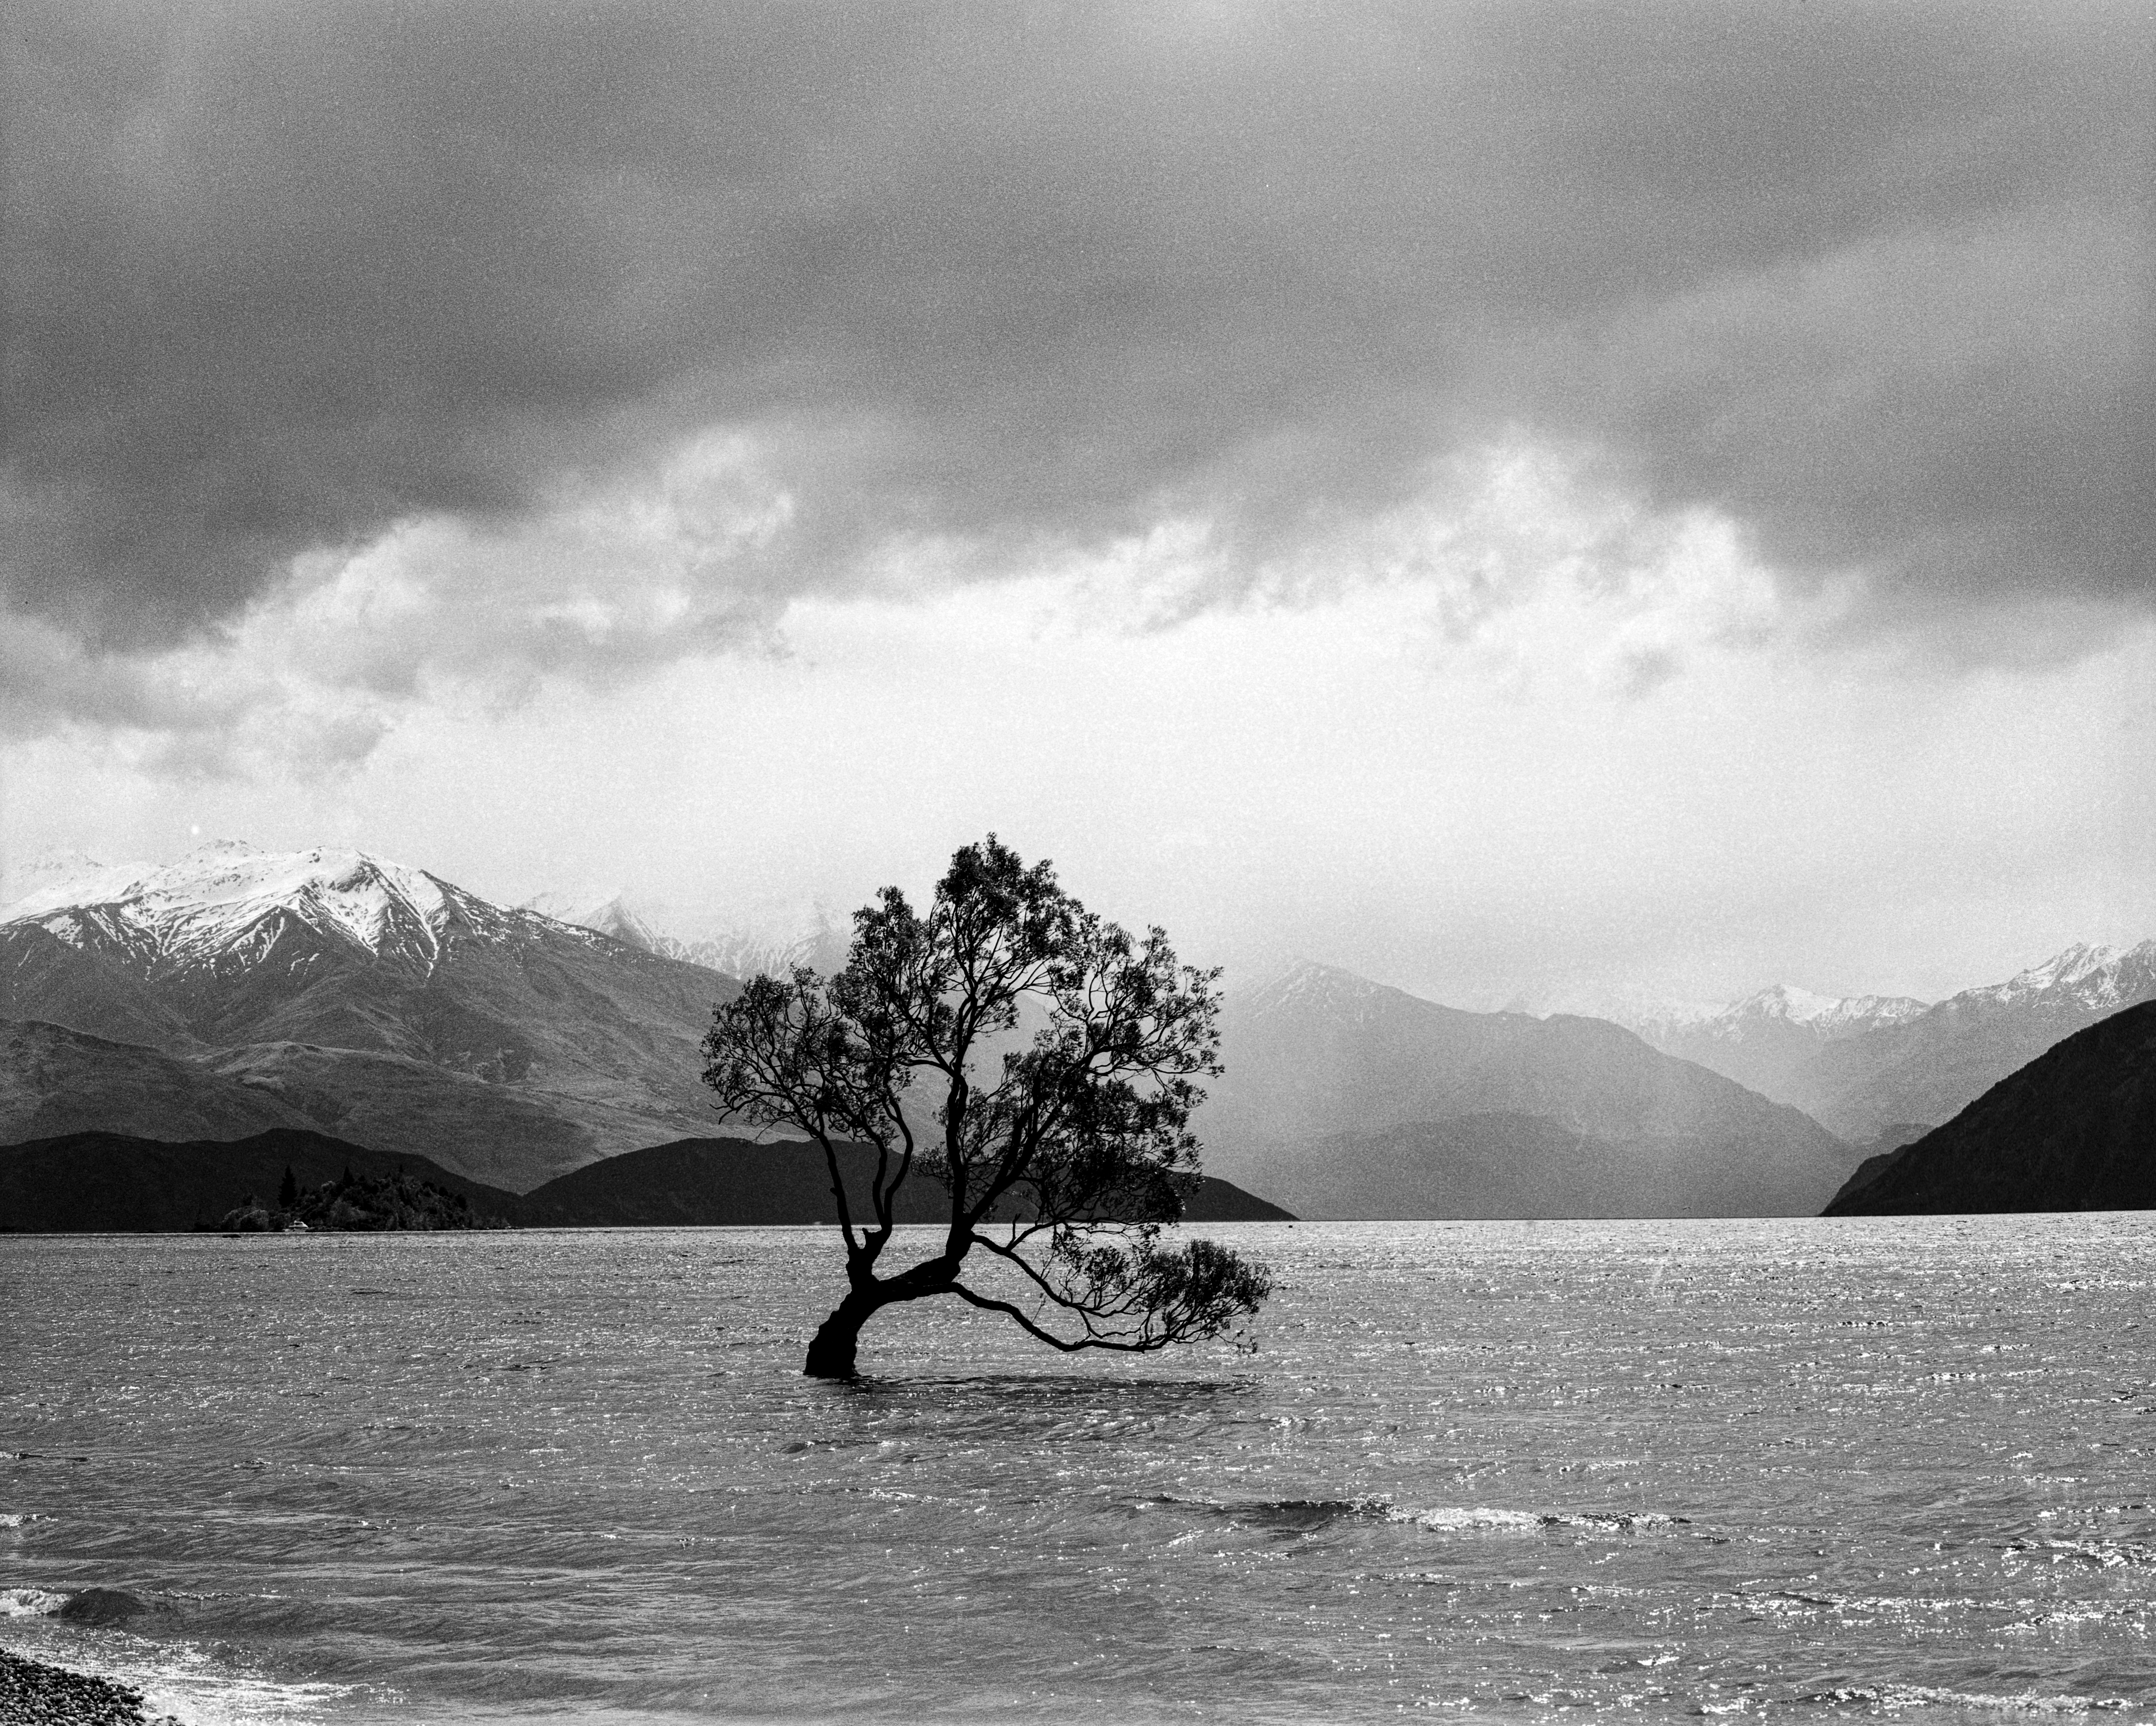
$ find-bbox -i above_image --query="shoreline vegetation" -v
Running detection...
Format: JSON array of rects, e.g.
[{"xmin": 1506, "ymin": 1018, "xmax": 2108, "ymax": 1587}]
[{"xmin": 0, "ymin": 1646, "xmax": 173, "ymax": 1726}]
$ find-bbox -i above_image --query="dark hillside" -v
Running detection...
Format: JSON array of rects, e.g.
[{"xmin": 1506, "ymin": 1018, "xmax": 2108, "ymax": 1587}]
[
  {"xmin": 512, "ymin": 1137, "xmax": 1292, "ymax": 1226},
  {"xmin": 0, "ymin": 1128, "xmax": 1289, "ymax": 1230},
  {"xmin": 0, "ymin": 1127, "xmax": 517, "ymax": 1232},
  {"xmin": 1825, "ymin": 1001, "xmax": 2156, "ymax": 1215}
]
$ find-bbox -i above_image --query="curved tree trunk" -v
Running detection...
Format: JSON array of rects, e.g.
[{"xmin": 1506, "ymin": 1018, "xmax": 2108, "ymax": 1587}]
[{"xmin": 803, "ymin": 1288, "xmax": 882, "ymax": 1379}]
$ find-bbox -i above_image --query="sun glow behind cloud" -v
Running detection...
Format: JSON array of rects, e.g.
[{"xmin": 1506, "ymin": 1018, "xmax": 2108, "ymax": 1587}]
[{"xmin": 5, "ymin": 435, "xmax": 2148, "ymax": 1007}]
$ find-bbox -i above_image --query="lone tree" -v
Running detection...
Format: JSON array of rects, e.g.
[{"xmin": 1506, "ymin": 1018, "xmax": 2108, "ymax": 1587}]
[{"xmin": 700, "ymin": 836, "xmax": 1272, "ymax": 1378}]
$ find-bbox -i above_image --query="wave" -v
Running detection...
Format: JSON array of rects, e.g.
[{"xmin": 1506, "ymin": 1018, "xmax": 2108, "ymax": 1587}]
[
  {"xmin": 1136, "ymin": 1495, "xmax": 1686, "ymax": 1535},
  {"xmin": 1228, "ymin": 1496, "xmax": 1395, "ymax": 1531},
  {"xmin": 2010, "ymin": 1536, "xmax": 2156, "ymax": 1569},
  {"xmin": 0, "ymin": 1586, "xmax": 69, "ymax": 1617},
  {"xmin": 0, "ymin": 1627, "xmax": 356, "ymax": 1726},
  {"xmin": 1803, "ymin": 1684, "xmax": 2134, "ymax": 1714},
  {"xmin": 0, "ymin": 1514, "xmax": 46, "ymax": 1530},
  {"xmin": 1395, "ymin": 1505, "xmax": 1686, "ymax": 1533}
]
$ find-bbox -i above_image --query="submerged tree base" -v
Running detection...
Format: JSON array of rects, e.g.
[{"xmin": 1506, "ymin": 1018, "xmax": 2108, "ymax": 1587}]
[{"xmin": 803, "ymin": 1295, "xmax": 872, "ymax": 1378}]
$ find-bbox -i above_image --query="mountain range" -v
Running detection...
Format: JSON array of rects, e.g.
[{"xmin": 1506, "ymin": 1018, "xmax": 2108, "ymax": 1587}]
[
  {"xmin": 513, "ymin": 875, "xmax": 2156, "ymax": 1159},
  {"xmin": 0, "ymin": 843, "xmax": 738, "ymax": 1188},
  {"xmin": 1625, "ymin": 944, "xmax": 2156, "ymax": 1139},
  {"xmin": 1630, "ymin": 984, "xmax": 1930, "ymax": 1104},
  {"xmin": 5, "ymin": 840, "xmax": 2147, "ymax": 1218},
  {"xmin": 1198, "ymin": 962, "xmax": 1856, "ymax": 1217},
  {"xmin": 519, "ymin": 890, "xmax": 851, "ymax": 984}
]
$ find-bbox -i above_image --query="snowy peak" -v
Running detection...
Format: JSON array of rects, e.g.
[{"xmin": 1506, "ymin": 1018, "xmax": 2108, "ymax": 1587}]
[
  {"xmin": 520, "ymin": 890, "xmax": 660, "ymax": 953},
  {"xmin": 1719, "ymin": 982, "xmax": 1930, "ymax": 1035},
  {"xmin": 1235, "ymin": 957, "xmax": 1493, "ymax": 1030},
  {"xmin": 1735, "ymin": 983, "xmax": 1842, "ymax": 1024},
  {"xmin": 1, "ymin": 842, "xmax": 563, "ymax": 977},
  {"xmin": 1240, "ymin": 958, "xmax": 1389, "ymax": 1021},
  {"xmin": 1964, "ymin": 940, "xmax": 2156, "ymax": 1012},
  {"xmin": 522, "ymin": 888, "xmax": 842, "ymax": 978},
  {"xmin": 0, "ymin": 845, "xmax": 115, "ymax": 910},
  {"xmin": 1624, "ymin": 979, "xmax": 1934, "ymax": 1106}
]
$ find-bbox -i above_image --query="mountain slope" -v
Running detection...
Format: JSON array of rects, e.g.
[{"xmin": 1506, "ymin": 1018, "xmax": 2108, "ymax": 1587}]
[
  {"xmin": 1, "ymin": 1018, "xmax": 314, "ymax": 1144},
  {"xmin": 1825, "ymin": 1000, "xmax": 2156, "ymax": 1215},
  {"xmin": 1636, "ymin": 984, "xmax": 1929, "ymax": 1101},
  {"xmin": 1199, "ymin": 962, "xmax": 1855, "ymax": 1218},
  {"xmin": 1788, "ymin": 942, "xmax": 2156, "ymax": 1138},
  {"xmin": 0, "ymin": 843, "xmax": 740, "ymax": 1187},
  {"xmin": 0, "ymin": 1018, "xmax": 611, "ymax": 1191}
]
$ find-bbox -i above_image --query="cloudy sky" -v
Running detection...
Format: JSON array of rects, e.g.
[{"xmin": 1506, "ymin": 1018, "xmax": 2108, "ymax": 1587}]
[{"xmin": 4, "ymin": 0, "xmax": 2151, "ymax": 1007}]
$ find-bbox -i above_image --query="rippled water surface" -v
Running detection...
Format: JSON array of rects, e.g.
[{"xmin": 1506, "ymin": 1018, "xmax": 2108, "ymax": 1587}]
[{"xmin": 3, "ymin": 1219, "xmax": 2154, "ymax": 1723}]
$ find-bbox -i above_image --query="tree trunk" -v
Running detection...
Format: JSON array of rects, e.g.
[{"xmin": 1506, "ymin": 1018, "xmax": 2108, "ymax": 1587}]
[{"xmin": 803, "ymin": 1288, "xmax": 881, "ymax": 1379}]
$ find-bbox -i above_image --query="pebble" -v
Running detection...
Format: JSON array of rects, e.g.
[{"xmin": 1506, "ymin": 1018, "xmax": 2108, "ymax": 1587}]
[{"xmin": 0, "ymin": 1648, "xmax": 179, "ymax": 1725}]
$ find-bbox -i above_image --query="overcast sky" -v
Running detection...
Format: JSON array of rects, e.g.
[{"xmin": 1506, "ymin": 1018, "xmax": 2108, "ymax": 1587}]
[{"xmin": 4, "ymin": 1, "xmax": 2151, "ymax": 1007}]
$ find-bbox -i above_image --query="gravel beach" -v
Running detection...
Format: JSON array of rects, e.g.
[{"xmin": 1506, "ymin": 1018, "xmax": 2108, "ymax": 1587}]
[{"xmin": 0, "ymin": 1647, "xmax": 176, "ymax": 1726}]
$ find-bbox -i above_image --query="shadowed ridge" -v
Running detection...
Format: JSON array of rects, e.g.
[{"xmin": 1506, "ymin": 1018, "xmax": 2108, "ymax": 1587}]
[
  {"xmin": 0, "ymin": 1126, "xmax": 517, "ymax": 1232},
  {"xmin": 1789, "ymin": 940, "xmax": 2156, "ymax": 1139},
  {"xmin": 511, "ymin": 1138, "xmax": 1294, "ymax": 1227},
  {"xmin": 1824, "ymin": 1000, "xmax": 2156, "ymax": 1215}
]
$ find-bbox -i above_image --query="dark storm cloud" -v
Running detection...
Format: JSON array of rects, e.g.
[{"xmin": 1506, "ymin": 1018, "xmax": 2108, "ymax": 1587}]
[{"xmin": 5, "ymin": 0, "xmax": 2150, "ymax": 651}]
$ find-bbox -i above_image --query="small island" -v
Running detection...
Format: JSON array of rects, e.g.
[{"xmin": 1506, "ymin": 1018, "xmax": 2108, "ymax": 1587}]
[{"xmin": 219, "ymin": 1165, "xmax": 508, "ymax": 1233}]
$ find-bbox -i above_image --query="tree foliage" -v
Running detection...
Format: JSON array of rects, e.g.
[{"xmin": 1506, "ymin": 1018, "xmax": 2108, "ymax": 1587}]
[{"xmin": 700, "ymin": 836, "xmax": 1272, "ymax": 1376}]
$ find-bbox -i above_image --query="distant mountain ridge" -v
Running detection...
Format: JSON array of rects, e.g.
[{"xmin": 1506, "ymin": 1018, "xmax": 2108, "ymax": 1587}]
[
  {"xmin": 10, "ymin": 840, "xmax": 2143, "ymax": 1218},
  {"xmin": 1631, "ymin": 982, "xmax": 1931, "ymax": 1104},
  {"xmin": 1, "ymin": 843, "xmax": 740, "ymax": 1189},
  {"xmin": 1199, "ymin": 960, "xmax": 1856, "ymax": 1218},
  {"xmin": 1782, "ymin": 941, "xmax": 2156, "ymax": 1138},
  {"xmin": 1613, "ymin": 943, "xmax": 2156, "ymax": 1140},
  {"xmin": 519, "ymin": 890, "xmax": 850, "ymax": 979}
]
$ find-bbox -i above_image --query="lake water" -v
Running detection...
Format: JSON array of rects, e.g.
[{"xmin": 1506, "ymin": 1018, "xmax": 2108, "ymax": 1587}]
[{"xmin": 2, "ymin": 1219, "xmax": 2153, "ymax": 1724}]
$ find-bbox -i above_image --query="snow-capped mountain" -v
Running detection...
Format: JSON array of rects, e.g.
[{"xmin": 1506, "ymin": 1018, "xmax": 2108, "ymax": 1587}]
[
  {"xmin": 1784, "ymin": 939, "xmax": 2156, "ymax": 1139},
  {"xmin": 3, "ymin": 840, "xmax": 620, "ymax": 979},
  {"xmin": 2, "ymin": 842, "xmax": 742, "ymax": 1188},
  {"xmin": 1628, "ymin": 982, "xmax": 1931, "ymax": 1102},
  {"xmin": 519, "ymin": 889, "xmax": 666, "ymax": 954},
  {"xmin": 0, "ymin": 846, "xmax": 112, "ymax": 911},
  {"xmin": 521, "ymin": 888, "xmax": 850, "ymax": 979},
  {"xmin": 1674, "ymin": 983, "xmax": 1929, "ymax": 1040},
  {"xmin": 1957, "ymin": 942, "xmax": 2156, "ymax": 1014}
]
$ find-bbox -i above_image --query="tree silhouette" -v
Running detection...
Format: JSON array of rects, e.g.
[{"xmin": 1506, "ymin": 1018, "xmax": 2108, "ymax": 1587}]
[
  {"xmin": 701, "ymin": 836, "xmax": 1272, "ymax": 1378},
  {"xmin": 277, "ymin": 1165, "xmax": 298, "ymax": 1210}
]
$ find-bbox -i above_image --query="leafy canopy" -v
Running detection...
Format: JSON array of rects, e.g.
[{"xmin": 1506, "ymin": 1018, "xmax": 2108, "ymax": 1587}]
[{"xmin": 700, "ymin": 836, "xmax": 1271, "ymax": 1361}]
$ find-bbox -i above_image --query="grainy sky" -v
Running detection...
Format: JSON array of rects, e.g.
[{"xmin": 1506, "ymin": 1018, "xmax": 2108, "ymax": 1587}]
[{"xmin": 3, "ymin": 1, "xmax": 2151, "ymax": 1005}]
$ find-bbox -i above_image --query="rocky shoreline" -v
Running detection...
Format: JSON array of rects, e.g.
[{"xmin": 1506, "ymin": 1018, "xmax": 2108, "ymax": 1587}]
[{"xmin": 0, "ymin": 1647, "xmax": 177, "ymax": 1725}]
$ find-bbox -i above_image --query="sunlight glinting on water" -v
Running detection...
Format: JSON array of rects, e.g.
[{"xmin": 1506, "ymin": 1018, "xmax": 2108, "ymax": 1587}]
[{"xmin": 2, "ymin": 1219, "xmax": 2153, "ymax": 1723}]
